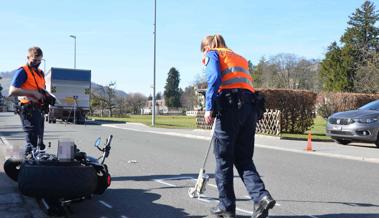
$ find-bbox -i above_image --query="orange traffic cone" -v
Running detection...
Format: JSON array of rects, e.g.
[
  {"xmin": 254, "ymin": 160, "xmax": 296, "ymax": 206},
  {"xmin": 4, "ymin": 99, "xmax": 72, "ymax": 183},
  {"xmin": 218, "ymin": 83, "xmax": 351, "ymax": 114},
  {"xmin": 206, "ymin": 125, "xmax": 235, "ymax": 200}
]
[{"xmin": 305, "ymin": 131, "xmax": 313, "ymax": 152}]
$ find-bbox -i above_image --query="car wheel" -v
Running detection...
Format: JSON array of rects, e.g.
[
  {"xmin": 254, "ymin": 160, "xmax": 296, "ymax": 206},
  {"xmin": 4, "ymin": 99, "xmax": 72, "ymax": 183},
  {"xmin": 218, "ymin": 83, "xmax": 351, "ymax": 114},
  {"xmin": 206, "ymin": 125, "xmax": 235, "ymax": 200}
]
[
  {"xmin": 375, "ymin": 133, "xmax": 379, "ymax": 148},
  {"xmin": 335, "ymin": 139, "xmax": 351, "ymax": 145}
]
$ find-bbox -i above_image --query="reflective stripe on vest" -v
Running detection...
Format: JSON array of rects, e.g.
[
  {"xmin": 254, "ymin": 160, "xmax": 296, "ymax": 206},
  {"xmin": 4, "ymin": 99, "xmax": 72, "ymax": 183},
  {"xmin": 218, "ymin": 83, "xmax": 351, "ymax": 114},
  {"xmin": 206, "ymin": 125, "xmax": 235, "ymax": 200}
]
[
  {"xmin": 221, "ymin": 66, "xmax": 250, "ymax": 77},
  {"xmin": 19, "ymin": 65, "xmax": 45, "ymax": 104},
  {"xmin": 212, "ymin": 48, "xmax": 255, "ymax": 93}
]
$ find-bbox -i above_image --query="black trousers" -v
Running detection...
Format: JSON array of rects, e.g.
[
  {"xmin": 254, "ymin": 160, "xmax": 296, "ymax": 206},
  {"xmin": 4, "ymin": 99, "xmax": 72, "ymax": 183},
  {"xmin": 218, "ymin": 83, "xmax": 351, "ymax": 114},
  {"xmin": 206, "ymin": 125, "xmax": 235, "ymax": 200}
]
[
  {"xmin": 214, "ymin": 91, "xmax": 268, "ymax": 211},
  {"xmin": 19, "ymin": 104, "xmax": 45, "ymax": 148}
]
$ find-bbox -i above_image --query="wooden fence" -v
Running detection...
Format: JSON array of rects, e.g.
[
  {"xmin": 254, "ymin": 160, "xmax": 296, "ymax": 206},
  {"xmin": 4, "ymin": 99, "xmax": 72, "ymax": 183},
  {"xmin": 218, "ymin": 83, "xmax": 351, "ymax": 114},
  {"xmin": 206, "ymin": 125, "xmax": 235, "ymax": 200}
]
[{"xmin": 196, "ymin": 109, "xmax": 281, "ymax": 135}]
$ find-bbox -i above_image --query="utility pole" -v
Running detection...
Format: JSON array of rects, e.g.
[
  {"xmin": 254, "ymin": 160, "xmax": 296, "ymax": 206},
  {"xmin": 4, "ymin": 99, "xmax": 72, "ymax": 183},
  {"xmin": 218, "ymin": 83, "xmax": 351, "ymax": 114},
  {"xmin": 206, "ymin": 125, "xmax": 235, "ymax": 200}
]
[
  {"xmin": 152, "ymin": 0, "xmax": 157, "ymax": 127},
  {"xmin": 69, "ymin": 35, "xmax": 77, "ymax": 69}
]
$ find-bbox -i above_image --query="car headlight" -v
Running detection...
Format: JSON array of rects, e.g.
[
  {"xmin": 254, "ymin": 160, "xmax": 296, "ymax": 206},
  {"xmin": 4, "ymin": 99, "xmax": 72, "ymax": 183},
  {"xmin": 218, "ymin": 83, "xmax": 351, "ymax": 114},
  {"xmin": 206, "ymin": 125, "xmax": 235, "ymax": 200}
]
[{"xmin": 353, "ymin": 118, "xmax": 378, "ymax": 124}]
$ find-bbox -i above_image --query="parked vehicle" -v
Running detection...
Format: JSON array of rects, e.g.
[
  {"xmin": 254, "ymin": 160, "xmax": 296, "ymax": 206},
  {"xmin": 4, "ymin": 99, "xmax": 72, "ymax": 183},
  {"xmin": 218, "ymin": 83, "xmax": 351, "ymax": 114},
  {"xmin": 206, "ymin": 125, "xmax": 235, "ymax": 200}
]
[
  {"xmin": 3, "ymin": 135, "xmax": 113, "ymax": 215},
  {"xmin": 326, "ymin": 99, "xmax": 379, "ymax": 147},
  {"xmin": 45, "ymin": 67, "xmax": 91, "ymax": 124}
]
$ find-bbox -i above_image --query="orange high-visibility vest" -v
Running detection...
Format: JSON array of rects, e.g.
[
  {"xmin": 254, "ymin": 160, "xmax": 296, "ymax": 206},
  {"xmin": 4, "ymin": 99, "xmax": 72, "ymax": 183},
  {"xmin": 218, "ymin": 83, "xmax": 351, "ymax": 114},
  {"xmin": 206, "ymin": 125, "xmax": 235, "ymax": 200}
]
[
  {"xmin": 212, "ymin": 48, "xmax": 255, "ymax": 93},
  {"xmin": 18, "ymin": 65, "xmax": 45, "ymax": 104}
]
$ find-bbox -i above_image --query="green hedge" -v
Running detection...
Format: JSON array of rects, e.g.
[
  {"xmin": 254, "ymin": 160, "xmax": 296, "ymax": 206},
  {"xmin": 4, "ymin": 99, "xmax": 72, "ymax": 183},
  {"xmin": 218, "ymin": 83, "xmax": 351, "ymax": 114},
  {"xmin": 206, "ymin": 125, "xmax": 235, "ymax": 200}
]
[
  {"xmin": 258, "ymin": 89, "xmax": 317, "ymax": 134},
  {"xmin": 317, "ymin": 92, "xmax": 379, "ymax": 119}
]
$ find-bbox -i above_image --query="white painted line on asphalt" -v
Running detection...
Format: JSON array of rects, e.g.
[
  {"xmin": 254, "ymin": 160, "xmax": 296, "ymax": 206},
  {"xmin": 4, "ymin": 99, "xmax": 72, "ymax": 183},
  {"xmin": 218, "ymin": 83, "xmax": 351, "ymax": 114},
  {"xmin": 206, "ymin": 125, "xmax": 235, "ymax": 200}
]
[
  {"xmin": 153, "ymin": 179, "xmax": 177, "ymax": 187},
  {"xmin": 153, "ymin": 177, "xmax": 254, "ymax": 215},
  {"xmin": 102, "ymin": 124, "xmax": 379, "ymax": 164},
  {"xmin": 99, "ymin": 200, "xmax": 113, "ymax": 209},
  {"xmin": 197, "ymin": 197, "xmax": 211, "ymax": 203},
  {"xmin": 236, "ymin": 207, "xmax": 253, "ymax": 215},
  {"xmin": 196, "ymin": 194, "xmax": 254, "ymax": 215}
]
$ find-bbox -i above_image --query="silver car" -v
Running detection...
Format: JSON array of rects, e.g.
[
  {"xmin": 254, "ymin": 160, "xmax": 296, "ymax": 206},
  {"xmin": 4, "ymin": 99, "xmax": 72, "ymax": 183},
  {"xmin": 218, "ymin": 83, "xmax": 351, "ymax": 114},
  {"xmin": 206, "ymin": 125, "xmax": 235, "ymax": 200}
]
[{"xmin": 326, "ymin": 99, "xmax": 379, "ymax": 147}]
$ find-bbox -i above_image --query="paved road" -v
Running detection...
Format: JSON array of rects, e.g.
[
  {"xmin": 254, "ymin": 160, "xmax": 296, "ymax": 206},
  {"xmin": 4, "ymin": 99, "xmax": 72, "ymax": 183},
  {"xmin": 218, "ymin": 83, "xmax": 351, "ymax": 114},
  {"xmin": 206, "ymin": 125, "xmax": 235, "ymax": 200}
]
[{"xmin": 1, "ymin": 112, "xmax": 379, "ymax": 218}]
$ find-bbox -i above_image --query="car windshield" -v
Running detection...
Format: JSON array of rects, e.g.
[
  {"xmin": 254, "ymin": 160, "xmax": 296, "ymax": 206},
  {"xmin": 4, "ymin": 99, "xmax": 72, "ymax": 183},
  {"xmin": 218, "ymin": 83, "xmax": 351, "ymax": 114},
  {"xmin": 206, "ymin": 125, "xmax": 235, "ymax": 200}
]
[{"xmin": 359, "ymin": 100, "xmax": 379, "ymax": 111}]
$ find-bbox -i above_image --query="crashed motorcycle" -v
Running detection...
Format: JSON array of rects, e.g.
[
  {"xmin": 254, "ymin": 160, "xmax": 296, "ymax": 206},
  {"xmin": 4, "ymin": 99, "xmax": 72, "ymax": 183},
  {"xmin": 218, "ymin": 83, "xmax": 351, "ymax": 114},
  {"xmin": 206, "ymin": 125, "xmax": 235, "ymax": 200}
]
[{"xmin": 4, "ymin": 135, "xmax": 113, "ymax": 215}]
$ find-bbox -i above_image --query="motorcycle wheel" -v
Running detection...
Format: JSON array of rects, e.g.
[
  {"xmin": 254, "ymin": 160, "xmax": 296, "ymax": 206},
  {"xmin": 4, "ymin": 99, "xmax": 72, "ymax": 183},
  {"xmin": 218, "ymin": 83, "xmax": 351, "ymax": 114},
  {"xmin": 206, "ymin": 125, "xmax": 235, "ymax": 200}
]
[{"xmin": 3, "ymin": 158, "xmax": 22, "ymax": 182}]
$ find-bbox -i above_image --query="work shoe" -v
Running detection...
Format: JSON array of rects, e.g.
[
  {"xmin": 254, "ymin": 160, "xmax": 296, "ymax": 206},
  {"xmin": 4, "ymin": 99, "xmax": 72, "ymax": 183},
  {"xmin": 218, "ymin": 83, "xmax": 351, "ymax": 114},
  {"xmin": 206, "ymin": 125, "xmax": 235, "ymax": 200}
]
[
  {"xmin": 252, "ymin": 194, "xmax": 276, "ymax": 218},
  {"xmin": 210, "ymin": 206, "xmax": 236, "ymax": 218}
]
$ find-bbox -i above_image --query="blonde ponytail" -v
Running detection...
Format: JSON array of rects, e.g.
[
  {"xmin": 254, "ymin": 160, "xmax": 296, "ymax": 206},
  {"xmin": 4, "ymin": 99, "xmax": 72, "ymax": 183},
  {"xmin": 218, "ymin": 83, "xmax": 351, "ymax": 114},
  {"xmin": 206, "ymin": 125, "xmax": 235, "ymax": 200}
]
[{"xmin": 200, "ymin": 34, "xmax": 228, "ymax": 52}]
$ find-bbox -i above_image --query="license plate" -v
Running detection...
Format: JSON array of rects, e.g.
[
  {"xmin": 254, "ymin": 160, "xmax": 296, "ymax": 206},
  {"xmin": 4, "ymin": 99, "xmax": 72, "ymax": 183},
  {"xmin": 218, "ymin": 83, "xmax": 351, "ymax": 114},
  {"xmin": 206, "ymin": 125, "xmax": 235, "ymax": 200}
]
[{"xmin": 332, "ymin": 125, "xmax": 342, "ymax": 130}]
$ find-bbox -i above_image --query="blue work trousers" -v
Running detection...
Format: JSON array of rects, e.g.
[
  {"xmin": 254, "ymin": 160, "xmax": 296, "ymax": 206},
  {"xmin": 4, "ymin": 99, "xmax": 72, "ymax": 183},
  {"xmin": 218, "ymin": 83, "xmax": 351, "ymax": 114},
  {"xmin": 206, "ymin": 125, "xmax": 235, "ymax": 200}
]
[
  {"xmin": 19, "ymin": 105, "xmax": 45, "ymax": 148},
  {"xmin": 213, "ymin": 92, "xmax": 268, "ymax": 211}
]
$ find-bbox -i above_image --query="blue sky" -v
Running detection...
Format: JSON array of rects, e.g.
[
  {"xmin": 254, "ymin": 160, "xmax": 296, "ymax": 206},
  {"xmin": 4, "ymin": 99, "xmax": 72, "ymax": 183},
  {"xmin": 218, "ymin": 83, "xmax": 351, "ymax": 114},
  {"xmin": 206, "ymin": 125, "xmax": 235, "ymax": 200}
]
[{"xmin": 0, "ymin": 0, "xmax": 372, "ymax": 95}]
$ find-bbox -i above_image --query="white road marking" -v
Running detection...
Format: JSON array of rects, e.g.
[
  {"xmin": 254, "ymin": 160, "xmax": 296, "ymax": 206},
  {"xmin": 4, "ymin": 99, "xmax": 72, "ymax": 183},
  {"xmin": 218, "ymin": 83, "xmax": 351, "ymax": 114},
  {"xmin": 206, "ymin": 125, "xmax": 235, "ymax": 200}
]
[
  {"xmin": 99, "ymin": 200, "xmax": 113, "ymax": 209},
  {"xmin": 153, "ymin": 176, "xmax": 254, "ymax": 215},
  {"xmin": 153, "ymin": 179, "xmax": 176, "ymax": 187},
  {"xmin": 197, "ymin": 198, "xmax": 211, "ymax": 203},
  {"xmin": 235, "ymin": 207, "xmax": 253, "ymax": 215},
  {"xmin": 102, "ymin": 124, "xmax": 379, "ymax": 164}
]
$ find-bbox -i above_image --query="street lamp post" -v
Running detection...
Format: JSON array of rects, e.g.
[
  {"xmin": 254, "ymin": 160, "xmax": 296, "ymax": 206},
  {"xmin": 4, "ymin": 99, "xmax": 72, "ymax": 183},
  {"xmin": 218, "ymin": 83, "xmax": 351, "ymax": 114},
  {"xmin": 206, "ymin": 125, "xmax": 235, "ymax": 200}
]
[
  {"xmin": 69, "ymin": 35, "xmax": 77, "ymax": 69},
  {"xmin": 152, "ymin": 0, "xmax": 157, "ymax": 127}
]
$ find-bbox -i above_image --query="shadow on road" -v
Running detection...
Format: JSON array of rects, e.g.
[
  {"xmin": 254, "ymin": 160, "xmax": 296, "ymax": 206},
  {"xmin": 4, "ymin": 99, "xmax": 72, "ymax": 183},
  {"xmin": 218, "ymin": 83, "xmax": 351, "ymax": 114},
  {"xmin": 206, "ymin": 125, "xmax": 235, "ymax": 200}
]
[
  {"xmin": 270, "ymin": 214, "xmax": 379, "ymax": 218},
  {"xmin": 69, "ymin": 187, "xmax": 206, "ymax": 218},
  {"xmin": 82, "ymin": 119, "xmax": 126, "ymax": 126}
]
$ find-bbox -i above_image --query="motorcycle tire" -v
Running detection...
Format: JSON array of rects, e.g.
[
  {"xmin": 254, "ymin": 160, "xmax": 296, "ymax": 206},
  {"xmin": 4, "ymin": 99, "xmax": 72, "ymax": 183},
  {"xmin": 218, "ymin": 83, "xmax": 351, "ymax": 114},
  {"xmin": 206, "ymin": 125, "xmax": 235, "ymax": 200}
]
[
  {"xmin": 3, "ymin": 158, "xmax": 22, "ymax": 182},
  {"xmin": 18, "ymin": 161, "xmax": 97, "ymax": 199}
]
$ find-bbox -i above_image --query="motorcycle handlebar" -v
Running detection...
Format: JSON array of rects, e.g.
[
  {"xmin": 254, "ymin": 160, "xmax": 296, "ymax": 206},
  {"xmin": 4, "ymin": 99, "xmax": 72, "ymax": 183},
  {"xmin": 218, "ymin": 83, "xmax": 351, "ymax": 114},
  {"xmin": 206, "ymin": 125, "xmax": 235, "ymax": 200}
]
[{"xmin": 105, "ymin": 135, "xmax": 113, "ymax": 147}]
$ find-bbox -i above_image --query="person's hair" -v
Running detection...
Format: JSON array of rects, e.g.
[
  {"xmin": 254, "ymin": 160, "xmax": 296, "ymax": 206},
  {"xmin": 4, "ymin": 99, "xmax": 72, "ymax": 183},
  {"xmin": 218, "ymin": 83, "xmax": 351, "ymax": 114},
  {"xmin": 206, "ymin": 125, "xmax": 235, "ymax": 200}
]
[
  {"xmin": 28, "ymin": 46, "xmax": 43, "ymax": 57},
  {"xmin": 200, "ymin": 34, "xmax": 228, "ymax": 52}
]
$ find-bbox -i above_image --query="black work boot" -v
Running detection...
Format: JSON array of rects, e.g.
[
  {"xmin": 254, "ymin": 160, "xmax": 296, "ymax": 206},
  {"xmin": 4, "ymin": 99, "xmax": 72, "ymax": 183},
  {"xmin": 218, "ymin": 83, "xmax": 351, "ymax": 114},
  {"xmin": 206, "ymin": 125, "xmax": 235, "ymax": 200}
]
[
  {"xmin": 252, "ymin": 194, "xmax": 276, "ymax": 218},
  {"xmin": 210, "ymin": 206, "xmax": 236, "ymax": 218}
]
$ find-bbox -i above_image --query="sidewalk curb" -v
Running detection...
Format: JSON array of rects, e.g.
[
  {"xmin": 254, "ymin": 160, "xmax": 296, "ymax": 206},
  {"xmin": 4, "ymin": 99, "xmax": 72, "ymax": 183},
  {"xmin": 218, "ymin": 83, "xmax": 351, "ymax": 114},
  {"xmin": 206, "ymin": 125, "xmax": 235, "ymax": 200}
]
[{"xmin": 0, "ymin": 135, "xmax": 48, "ymax": 218}]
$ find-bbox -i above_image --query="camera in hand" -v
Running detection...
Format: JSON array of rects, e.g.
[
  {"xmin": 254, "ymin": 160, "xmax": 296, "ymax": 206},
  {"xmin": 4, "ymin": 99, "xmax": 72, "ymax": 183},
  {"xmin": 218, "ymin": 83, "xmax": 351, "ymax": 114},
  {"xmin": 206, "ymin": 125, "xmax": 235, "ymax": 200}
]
[{"xmin": 39, "ymin": 89, "xmax": 56, "ymax": 114}]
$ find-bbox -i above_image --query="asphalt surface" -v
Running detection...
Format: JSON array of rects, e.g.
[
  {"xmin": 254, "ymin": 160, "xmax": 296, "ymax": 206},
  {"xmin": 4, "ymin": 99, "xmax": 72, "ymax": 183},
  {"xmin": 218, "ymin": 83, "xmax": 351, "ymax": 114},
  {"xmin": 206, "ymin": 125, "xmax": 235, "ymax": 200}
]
[{"xmin": 1, "ymin": 112, "xmax": 379, "ymax": 218}]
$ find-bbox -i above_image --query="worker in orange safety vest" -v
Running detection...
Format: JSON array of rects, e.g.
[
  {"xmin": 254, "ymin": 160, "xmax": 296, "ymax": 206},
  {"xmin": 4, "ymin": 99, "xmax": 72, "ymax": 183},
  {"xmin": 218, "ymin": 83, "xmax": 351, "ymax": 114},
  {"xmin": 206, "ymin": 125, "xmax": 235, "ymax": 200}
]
[
  {"xmin": 201, "ymin": 34, "xmax": 275, "ymax": 218},
  {"xmin": 9, "ymin": 47, "xmax": 47, "ymax": 156}
]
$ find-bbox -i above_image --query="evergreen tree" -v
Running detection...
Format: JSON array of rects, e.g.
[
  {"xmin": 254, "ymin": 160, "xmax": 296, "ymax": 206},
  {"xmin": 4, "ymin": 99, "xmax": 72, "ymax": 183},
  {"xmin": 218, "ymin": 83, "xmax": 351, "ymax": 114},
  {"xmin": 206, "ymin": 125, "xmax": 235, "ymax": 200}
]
[
  {"xmin": 248, "ymin": 60, "xmax": 261, "ymax": 88},
  {"xmin": 320, "ymin": 42, "xmax": 351, "ymax": 91},
  {"xmin": 320, "ymin": 0, "xmax": 379, "ymax": 92},
  {"xmin": 156, "ymin": 92, "xmax": 162, "ymax": 100},
  {"xmin": 164, "ymin": 67, "xmax": 182, "ymax": 108}
]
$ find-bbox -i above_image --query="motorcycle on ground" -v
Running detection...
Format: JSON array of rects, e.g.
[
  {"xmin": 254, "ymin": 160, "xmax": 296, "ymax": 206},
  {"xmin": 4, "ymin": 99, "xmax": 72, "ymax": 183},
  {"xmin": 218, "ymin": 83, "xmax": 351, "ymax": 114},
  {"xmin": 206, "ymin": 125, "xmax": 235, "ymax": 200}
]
[{"xmin": 3, "ymin": 135, "xmax": 113, "ymax": 216}]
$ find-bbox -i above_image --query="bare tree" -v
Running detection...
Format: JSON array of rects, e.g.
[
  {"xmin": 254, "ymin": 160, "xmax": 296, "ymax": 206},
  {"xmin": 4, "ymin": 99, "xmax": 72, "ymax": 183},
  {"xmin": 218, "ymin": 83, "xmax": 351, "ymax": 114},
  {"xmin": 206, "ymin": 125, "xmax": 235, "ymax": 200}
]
[
  {"xmin": 354, "ymin": 53, "xmax": 379, "ymax": 93},
  {"xmin": 180, "ymin": 86, "xmax": 196, "ymax": 110},
  {"xmin": 104, "ymin": 82, "xmax": 116, "ymax": 117},
  {"xmin": 115, "ymin": 96, "xmax": 127, "ymax": 116},
  {"xmin": 125, "ymin": 93, "xmax": 147, "ymax": 114}
]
